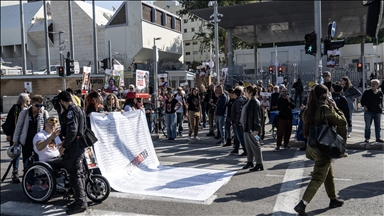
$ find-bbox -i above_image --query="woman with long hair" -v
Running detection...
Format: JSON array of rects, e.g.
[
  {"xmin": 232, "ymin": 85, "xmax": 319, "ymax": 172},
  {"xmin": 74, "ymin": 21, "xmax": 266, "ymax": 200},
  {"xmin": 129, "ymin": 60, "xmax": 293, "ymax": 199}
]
[
  {"xmin": 85, "ymin": 91, "xmax": 104, "ymax": 128},
  {"xmin": 165, "ymin": 92, "xmax": 182, "ymax": 140},
  {"xmin": 241, "ymin": 85, "xmax": 264, "ymax": 172},
  {"xmin": 123, "ymin": 92, "xmax": 137, "ymax": 112},
  {"xmin": 294, "ymin": 84, "xmax": 347, "ymax": 215},
  {"xmin": 340, "ymin": 76, "xmax": 361, "ymax": 138},
  {"xmin": 104, "ymin": 93, "xmax": 121, "ymax": 112},
  {"xmin": 187, "ymin": 87, "xmax": 201, "ymax": 140}
]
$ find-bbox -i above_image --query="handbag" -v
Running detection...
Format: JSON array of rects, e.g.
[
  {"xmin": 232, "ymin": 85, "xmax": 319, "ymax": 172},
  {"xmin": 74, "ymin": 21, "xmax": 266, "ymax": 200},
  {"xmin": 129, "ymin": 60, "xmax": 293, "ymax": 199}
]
[
  {"xmin": 308, "ymin": 106, "xmax": 345, "ymax": 158},
  {"xmin": 82, "ymin": 127, "xmax": 98, "ymax": 147}
]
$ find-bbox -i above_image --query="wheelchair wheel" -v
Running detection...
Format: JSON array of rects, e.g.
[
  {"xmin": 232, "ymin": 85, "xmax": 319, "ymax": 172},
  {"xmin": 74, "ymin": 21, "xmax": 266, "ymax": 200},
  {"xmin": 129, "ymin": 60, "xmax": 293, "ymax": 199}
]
[
  {"xmin": 22, "ymin": 162, "xmax": 56, "ymax": 203},
  {"xmin": 86, "ymin": 174, "xmax": 110, "ymax": 202}
]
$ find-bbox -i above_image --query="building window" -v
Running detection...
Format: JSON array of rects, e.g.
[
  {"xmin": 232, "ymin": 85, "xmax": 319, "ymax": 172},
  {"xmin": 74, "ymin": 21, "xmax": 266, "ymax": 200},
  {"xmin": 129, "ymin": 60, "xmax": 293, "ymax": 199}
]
[
  {"xmin": 193, "ymin": 51, "xmax": 198, "ymax": 55},
  {"xmin": 185, "ymin": 42, "xmax": 191, "ymax": 46},
  {"xmin": 166, "ymin": 14, "xmax": 172, "ymax": 28},
  {"xmin": 155, "ymin": 10, "xmax": 163, "ymax": 25},
  {"xmin": 184, "ymin": 29, "xmax": 187, "ymax": 33},
  {"xmin": 186, "ymin": 61, "xmax": 191, "ymax": 65},
  {"xmin": 110, "ymin": 3, "xmax": 126, "ymax": 26},
  {"xmin": 176, "ymin": 18, "xmax": 181, "ymax": 32},
  {"xmin": 186, "ymin": 52, "xmax": 191, "ymax": 55},
  {"xmin": 142, "ymin": 4, "xmax": 152, "ymax": 22},
  {"xmin": 191, "ymin": 27, "xmax": 195, "ymax": 32},
  {"xmin": 191, "ymin": 18, "xmax": 195, "ymax": 22},
  {"xmin": 192, "ymin": 41, "xmax": 198, "ymax": 45},
  {"xmin": 184, "ymin": 19, "xmax": 188, "ymax": 23}
]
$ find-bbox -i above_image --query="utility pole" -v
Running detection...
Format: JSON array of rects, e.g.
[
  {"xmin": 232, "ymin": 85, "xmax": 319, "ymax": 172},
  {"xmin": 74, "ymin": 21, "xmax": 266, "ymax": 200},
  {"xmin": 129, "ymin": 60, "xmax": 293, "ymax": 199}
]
[
  {"xmin": 153, "ymin": 37, "xmax": 161, "ymax": 134},
  {"xmin": 68, "ymin": 0, "xmax": 74, "ymax": 60},
  {"xmin": 20, "ymin": 0, "xmax": 27, "ymax": 75},
  {"xmin": 43, "ymin": 0, "xmax": 50, "ymax": 75},
  {"xmin": 314, "ymin": 1, "xmax": 322, "ymax": 83},
  {"xmin": 92, "ymin": 0, "xmax": 98, "ymax": 74},
  {"xmin": 209, "ymin": 1, "xmax": 223, "ymax": 84}
]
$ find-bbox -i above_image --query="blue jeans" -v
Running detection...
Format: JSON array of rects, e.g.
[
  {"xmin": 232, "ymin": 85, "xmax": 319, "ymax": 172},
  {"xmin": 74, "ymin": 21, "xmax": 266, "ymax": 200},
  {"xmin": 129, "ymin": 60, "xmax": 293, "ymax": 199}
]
[
  {"xmin": 13, "ymin": 156, "xmax": 20, "ymax": 175},
  {"xmin": 217, "ymin": 115, "xmax": 225, "ymax": 142},
  {"xmin": 347, "ymin": 100, "xmax": 354, "ymax": 133},
  {"xmin": 176, "ymin": 112, "xmax": 184, "ymax": 134},
  {"xmin": 166, "ymin": 113, "xmax": 177, "ymax": 139},
  {"xmin": 233, "ymin": 125, "xmax": 246, "ymax": 153},
  {"xmin": 201, "ymin": 102, "xmax": 207, "ymax": 127},
  {"xmin": 364, "ymin": 111, "xmax": 382, "ymax": 140}
]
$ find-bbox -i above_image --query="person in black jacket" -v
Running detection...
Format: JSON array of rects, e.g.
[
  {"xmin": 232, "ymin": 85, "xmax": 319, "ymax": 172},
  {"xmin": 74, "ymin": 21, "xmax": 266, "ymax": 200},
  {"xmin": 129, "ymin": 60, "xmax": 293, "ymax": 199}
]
[
  {"xmin": 224, "ymin": 89, "xmax": 235, "ymax": 147},
  {"xmin": 241, "ymin": 85, "xmax": 264, "ymax": 171},
  {"xmin": 332, "ymin": 84, "xmax": 351, "ymax": 130},
  {"xmin": 275, "ymin": 87, "xmax": 296, "ymax": 151},
  {"xmin": 230, "ymin": 88, "xmax": 247, "ymax": 156},
  {"xmin": 205, "ymin": 84, "xmax": 218, "ymax": 136},
  {"xmin": 293, "ymin": 78, "xmax": 304, "ymax": 107},
  {"xmin": 3, "ymin": 93, "xmax": 30, "ymax": 183}
]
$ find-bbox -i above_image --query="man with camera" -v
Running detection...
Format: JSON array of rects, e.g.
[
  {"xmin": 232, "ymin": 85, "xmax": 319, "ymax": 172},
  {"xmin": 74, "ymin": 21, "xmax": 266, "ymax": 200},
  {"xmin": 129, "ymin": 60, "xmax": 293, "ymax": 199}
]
[
  {"xmin": 57, "ymin": 91, "xmax": 87, "ymax": 215},
  {"xmin": 275, "ymin": 87, "xmax": 296, "ymax": 151}
]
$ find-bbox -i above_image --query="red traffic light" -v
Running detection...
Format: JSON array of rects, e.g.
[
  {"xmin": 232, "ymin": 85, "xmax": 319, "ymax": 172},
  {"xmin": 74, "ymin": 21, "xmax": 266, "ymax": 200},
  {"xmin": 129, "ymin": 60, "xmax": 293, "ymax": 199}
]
[
  {"xmin": 357, "ymin": 62, "xmax": 363, "ymax": 72},
  {"xmin": 278, "ymin": 67, "xmax": 283, "ymax": 72}
]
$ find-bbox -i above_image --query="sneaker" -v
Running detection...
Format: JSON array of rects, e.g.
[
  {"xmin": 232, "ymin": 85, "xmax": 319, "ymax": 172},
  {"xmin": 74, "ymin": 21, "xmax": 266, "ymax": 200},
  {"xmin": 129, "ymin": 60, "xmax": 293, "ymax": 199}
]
[
  {"xmin": 66, "ymin": 204, "xmax": 87, "ymax": 215},
  {"xmin": 283, "ymin": 144, "xmax": 291, "ymax": 149},
  {"xmin": 376, "ymin": 139, "xmax": 384, "ymax": 143},
  {"xmin": 12, "ymin": 174, "xmax": 20, "ymax": 183},
  {"xmin": 364, "ymin": 139, "xmax": 369, "ymax": 143},
  {"xmin": 273, "ymin": 146, "xmax": 280, "ymax": 152},
  {"xmin": 194, "ymin": 136, "xmax": 200, "ymax": 140},
  {"xmin": 216, "ymin": 140, "xmax": 223, "ymax": 145},
  {"xmin": 329, "ymin": 198, "xmax": 344, "ymax": 208},
  {"xmin": 347, "ymin": 133, "xmax": 351, "ymax": 138},
  {"xmin": 230, "ymin": 150, "xmax": 238, "ymax": 155},
  {"xmin": 294, "ymin": 200, "xmax": 307, "ymax": 215},
  {"xmin": 239, "ymin": 152, "xmax": 247, "ymax": 156},
  {"xmin": 187, "ymin": 137, "xmax": 192, "ymax": 141}
]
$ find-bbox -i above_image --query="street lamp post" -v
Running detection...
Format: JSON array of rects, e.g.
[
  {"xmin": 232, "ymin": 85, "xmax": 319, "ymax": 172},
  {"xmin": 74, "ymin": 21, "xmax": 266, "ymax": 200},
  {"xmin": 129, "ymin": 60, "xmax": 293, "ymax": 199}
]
[
  {"xmin": 209, "ymin": 1, "xmax": 222, "ymax": 85},
  {"xmin": 153, "ymin": 37, "xmax": 161, "ymax": 134},
  {"xmin": 49, "ymin": 31, "xmax": 65, "ymax": 89}
]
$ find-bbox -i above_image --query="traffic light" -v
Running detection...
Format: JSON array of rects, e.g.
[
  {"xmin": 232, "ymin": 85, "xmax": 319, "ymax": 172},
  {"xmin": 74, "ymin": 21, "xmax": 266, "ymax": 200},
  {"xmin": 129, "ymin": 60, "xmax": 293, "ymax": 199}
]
[
  {"xmin": 366, "ymin": 0, "xmax": 381, "ymax": 37},
  {"xmin": 357, "ymin": 62, "xmax": 363, "ymax": 72},
  {"xmin": 57, "ymin": 66, "xmax": 64, "ymax": 77},
  {"xmin": 278, "ymin": 67, "xmax": 283, "ymax": 73},
  {"xmin": 324, "ymin": 39, "xmax": 345, "ymax": 56},
  {"xmin": 269, "ymin": 66, "xmax": 273, "ymax": 74},
  {"xmin": 65, "ymin": 58, "xmax": 74, "ymax": 76},
  {"xmin": 304, "ymin": 32, "xmax": 316, "ymax": 55},
  {"xmin": 102, "ymin": 58, "xmax": 109, "ymax": 70}
]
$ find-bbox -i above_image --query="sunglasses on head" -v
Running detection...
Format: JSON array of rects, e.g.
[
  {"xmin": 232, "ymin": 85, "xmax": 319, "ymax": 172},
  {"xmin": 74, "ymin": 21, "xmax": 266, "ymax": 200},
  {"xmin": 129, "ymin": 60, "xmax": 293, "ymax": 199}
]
[
  {"xmin": 47, "ymin": 119, "xmax": 58, "ymax": 123},
  {"xmin": 34, "ymin": 104, "xmax": 43, "ymax": 108}
]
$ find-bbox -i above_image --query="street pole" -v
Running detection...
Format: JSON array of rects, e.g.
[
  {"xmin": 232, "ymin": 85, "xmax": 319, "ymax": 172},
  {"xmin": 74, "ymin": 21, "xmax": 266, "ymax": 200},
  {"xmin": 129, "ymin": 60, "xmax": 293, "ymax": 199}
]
[
  {"xmin": 92, "ymin": 0, "xmax": 98, "ymax": 74},
  {"xmin": 153, "ymin": 37, "xmax": 161, "ymax": 134},
  {"xmin": 314, "ymin": 1, "xmax": 322, "ymax": 83},
  {"xmin": 59, "ymin": 33, "xmax": 63, "ymax": 66},
  {"xmin": 214, "ymin": 1, "xmax": 220, "ymax": 84},
  {"xmin": 61, "ymin": 33, "xmax": 66, "ymax": 90},
  {"xmin": 43, "ymin": 0, "xmax": 50, "ymax": 75},
  {"xmin": 20, "ymin": 0, "xmax": 27, "ymax": 75},
  {"xmin": 361, "ymin": 35, "xmax": 366, "ymax": 92},
  {"xmin": 68, "ymin": 0, "xmax": 74, "ymax": 60}
]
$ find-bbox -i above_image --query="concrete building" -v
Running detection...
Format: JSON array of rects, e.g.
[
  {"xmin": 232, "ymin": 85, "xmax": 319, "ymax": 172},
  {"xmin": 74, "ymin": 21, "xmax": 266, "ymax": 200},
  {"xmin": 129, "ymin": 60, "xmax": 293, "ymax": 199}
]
[
  {"xmin": 1, "ymin": 0, "xmax": 188, "ymax": 101},
  {"xmin": 154, "ymin": 1, "xmax": 224, "ymax": 68}
]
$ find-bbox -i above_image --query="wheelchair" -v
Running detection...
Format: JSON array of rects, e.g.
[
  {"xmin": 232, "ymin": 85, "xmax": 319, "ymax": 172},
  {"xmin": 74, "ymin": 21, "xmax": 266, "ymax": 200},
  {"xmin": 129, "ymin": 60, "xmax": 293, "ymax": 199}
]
[{"xmin": 21, "ymin": 153, "xmax": 110, "ymax": 204}]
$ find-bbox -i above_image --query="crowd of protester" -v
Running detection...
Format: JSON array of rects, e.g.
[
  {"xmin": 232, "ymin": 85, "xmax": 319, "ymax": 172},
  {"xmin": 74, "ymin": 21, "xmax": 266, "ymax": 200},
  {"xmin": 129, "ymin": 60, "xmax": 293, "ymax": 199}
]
[{"xmin": 3, "ymin": 71, "xmax": 383, "ymax": 215}]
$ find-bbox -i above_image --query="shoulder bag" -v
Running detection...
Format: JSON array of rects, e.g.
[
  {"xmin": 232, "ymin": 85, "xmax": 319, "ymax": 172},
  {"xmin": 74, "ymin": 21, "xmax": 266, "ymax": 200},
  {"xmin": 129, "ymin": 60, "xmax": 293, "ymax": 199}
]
[{"xmin": 308, "ymin": 106, "xmax": 345, "ymax": 158}]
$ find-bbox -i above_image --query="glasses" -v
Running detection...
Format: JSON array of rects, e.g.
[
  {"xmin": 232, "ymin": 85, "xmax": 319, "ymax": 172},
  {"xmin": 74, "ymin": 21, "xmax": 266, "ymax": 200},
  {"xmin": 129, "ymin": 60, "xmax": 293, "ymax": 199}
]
[
  {"xmin": 47, "ymin": 119, "xmax": 58, "ymax": 124},
  {"xmin": 34, "ymin": 104, "xmax": 43, "ymax": 108},
  {"xmin": 129, "ymin": 88, "xmax": 134, "ymax": 90}
]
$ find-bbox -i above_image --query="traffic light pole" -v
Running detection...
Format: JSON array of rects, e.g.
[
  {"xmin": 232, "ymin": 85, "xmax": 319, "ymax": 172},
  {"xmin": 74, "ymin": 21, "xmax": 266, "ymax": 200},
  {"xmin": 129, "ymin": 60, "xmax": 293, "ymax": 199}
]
[
  {"xmin": 314, "ymin": 1, "xmax": 322, "ymax": 83},
  {"xmin": 361, "ymin": 36, "xmax": 366, "ymax": 92}
]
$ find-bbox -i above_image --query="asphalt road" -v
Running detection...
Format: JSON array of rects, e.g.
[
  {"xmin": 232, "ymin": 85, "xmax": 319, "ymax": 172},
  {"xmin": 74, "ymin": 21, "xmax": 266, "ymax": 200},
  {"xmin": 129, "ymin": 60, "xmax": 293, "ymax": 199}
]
[{"xmin": 1, "ymin": 111, "xmax": 383, "ymax": 216}]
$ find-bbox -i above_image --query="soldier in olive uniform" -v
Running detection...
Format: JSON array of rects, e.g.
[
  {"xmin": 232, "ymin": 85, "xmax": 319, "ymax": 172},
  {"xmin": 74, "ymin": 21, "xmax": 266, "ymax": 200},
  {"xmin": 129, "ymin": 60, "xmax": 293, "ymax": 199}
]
[
  {"xmin": 57, "ymin": 91, "xmax": 87, "ymax": 215},
  {"xmin": 294, "ymin": 84, "xmax": 347, "ymax": 215}
]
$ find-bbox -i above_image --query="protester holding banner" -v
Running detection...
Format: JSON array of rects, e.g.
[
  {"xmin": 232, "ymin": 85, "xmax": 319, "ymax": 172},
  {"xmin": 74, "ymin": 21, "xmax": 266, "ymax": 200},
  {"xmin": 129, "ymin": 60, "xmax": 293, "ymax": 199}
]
[
  {"xmin": 123, "ymin": 92, "xmax": 137, "ymax": 112},
  {"xmin": 165, "ymin": 92, "xmax": 182, "ymax": 140},
  {"xmin": 104, "ymin": 93, "xmax": 121, "ymax": 112}
]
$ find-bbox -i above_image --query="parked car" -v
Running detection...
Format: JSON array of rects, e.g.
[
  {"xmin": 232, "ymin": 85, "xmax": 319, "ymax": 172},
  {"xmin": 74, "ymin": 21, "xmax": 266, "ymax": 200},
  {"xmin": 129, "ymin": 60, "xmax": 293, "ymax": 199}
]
[{"xmin": 33, "ymin": 65, "xmax": 60, "ymax": 75}]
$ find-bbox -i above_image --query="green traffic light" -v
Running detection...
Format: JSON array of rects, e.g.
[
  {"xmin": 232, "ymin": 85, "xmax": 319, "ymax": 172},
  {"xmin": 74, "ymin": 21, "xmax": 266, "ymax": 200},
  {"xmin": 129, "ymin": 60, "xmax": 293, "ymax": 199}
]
[{"xmin": 307, "ymin": 45, "xmax": 312, "ymax": 52}]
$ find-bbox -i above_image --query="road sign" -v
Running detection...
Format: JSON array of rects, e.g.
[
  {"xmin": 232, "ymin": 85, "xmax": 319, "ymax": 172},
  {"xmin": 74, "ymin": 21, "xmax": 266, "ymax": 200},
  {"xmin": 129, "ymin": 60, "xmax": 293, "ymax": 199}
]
[{"xmin": 331, "ymin": 21, "xmax": 336, "ymax": 37}]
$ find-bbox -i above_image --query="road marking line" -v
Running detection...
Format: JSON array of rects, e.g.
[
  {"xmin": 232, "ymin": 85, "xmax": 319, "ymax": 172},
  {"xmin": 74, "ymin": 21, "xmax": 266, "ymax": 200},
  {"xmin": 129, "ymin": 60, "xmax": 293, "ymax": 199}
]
[{"xmin": 272, "ymin": 150, "xmax": 306, "ymax": 215}]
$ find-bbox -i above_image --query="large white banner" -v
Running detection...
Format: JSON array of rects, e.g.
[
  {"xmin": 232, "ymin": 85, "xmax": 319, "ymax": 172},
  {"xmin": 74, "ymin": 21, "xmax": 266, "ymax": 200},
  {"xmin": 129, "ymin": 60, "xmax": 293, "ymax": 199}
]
[{"xmin": 90, "ymin": 110, "xmax": 235, "ymax": 201}]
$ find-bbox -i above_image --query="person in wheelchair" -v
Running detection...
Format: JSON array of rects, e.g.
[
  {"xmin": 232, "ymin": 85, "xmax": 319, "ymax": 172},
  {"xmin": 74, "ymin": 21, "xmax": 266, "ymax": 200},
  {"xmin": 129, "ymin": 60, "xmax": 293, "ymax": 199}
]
[
  {"xmin": 24, "ymin": 117, "xmax": 65, "ymax": 191},
  {"xmin": 33, "ymin": 117, "xmax": 65, "ymax": 168}
]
